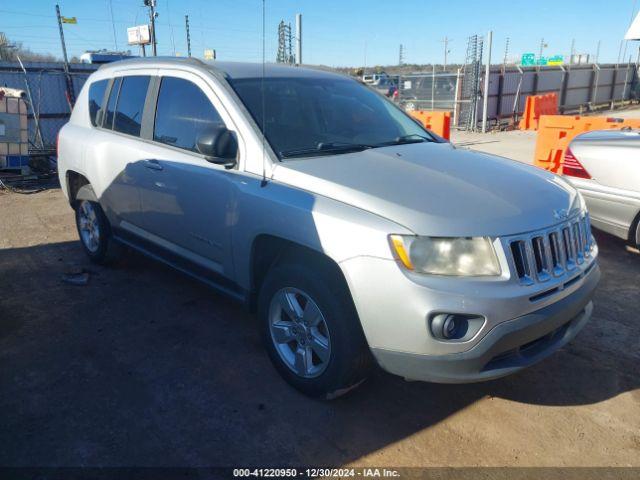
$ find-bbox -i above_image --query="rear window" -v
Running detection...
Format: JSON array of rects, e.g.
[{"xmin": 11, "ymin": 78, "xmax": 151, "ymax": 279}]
[
  {"xmin": 113, "ymin": 76, "xmax": 150, "ymax": 137},
  {"xmin": 88, "ymin": 79, "xmax": 108, "ymax": 127}
]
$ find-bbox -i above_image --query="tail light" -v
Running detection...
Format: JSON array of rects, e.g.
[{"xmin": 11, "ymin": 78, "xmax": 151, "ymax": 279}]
[{"xmin": 563, "ymin": 147, "xmax": 591, "ymax": 179}]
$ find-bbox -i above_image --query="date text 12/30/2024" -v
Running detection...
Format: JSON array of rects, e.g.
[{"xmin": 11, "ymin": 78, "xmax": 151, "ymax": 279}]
[{"xmin": 233, "ymin": 468, "xmax": 401, "ymax": 478}]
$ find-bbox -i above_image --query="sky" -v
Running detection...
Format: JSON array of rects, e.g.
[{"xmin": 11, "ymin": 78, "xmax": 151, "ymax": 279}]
[{"xmin": 1, "ymin": 0, "xmax": 639, "ymax": 67}]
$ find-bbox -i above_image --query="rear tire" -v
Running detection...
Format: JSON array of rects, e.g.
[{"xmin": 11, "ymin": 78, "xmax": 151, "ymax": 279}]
[
  {"xmin": 75, "ymin": 199, "xmax": 122, "ymax": 264},
  {"xmin": 258, "ymin": 257, "xmax": 372, "ymax": 399}
]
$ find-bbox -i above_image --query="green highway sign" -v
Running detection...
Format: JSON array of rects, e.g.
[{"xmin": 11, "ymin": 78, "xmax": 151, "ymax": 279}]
[{"xmin": 521, "ymin": 53, "xmax": 536, "ymax": 66}]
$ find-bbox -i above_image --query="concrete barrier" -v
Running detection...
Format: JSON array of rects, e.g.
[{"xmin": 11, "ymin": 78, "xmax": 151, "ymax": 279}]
[
  {"xmin": 519, "ymin": 93, "xmax": 558, "ymax": 131},
  {"xmin": 534, "ymin": 114, "xmax": 640, "ymax": 173},
  {"xmin": 409, "ymin": 110, "xmax": 451, "ymax": 140}
]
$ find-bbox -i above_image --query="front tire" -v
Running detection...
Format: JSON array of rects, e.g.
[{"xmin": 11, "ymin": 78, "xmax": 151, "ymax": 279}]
[
  {"xmin": 258, "ymin": 258, "xmax": 372, "ymax": 399},
  {"xmin": 75, "ymin": 199, "xmax": 121, "ymax": 264}
]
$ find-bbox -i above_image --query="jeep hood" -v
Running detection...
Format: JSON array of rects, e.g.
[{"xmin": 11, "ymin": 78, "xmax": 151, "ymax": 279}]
[{"xmin": 271, "ymin": 142, "xmax": 581, "ymax": 237}]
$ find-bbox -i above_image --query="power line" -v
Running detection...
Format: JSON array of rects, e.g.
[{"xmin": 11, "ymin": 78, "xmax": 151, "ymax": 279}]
[
  {"xmin": 107, "ymin": 0, "xmax": 118, "ymax": 50},
  {"xmin": 166, "ymin": 0, "xmax": 176, "ymax": 56}
]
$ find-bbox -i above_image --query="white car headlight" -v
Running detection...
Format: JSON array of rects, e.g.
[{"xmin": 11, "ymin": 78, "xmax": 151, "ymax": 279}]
[{"xmin": 389, "ymin": 235, "xmax": 501, "ymax": 276}]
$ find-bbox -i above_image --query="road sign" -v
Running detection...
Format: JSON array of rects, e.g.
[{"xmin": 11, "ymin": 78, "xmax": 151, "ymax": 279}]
[
  {"xmin": 61, "ymin": 16, "xmax": 77, "ymax": 24},
  {"xmin": 521, "ymin": 53, "xmax": 535, "ymax": 66},
  {"xmin": 204, "ymin": 49, "xmax": 216, "ymax": 60},
  {"xmin": 127, "ymin": 25, "xmax": 151, "ymax": 45},
  {"xmin": 547, "ymin": 55, "xmax": 564, "ymax": 66}
]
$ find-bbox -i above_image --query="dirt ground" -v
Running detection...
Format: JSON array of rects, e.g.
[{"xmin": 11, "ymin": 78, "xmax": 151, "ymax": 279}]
[{"xmin": 0, "ymin": 186, "xmax": 639, "ymax": 468}]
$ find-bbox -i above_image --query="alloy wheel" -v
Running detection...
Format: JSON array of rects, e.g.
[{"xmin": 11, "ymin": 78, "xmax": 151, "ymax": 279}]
[
  {"xmin": 78, "ymin": 200, "xmax": 101, "ymax": 253},
  {"xmin": 268, "ymin": 287, "xmax": 331, "ymax": 378}
]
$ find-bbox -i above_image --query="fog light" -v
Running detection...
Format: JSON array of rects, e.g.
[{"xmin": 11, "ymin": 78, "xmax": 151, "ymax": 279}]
[
  {"xmin": 429, "ymin": 313, "xmax": 485, "ymax": 341},
  {"xmin": 443, "ymin": 316, "xmax": 461, "ymax": 338}
]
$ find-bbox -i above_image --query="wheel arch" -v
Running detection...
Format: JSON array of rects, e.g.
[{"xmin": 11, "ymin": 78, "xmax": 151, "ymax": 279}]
[
  {"xmin": 248, "ymin": 234, "xmax": 352, "ymax": 313},
  {"xmin": 65, "ymin": 170, "xmax": 93, "ymax": 207},
  {"xmin": 629, "ymin": 209, "xmax": 640, "ymax": 248}
]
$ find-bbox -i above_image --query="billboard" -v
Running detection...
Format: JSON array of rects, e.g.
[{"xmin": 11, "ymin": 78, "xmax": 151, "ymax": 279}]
[{"xmin": 127, "ymin": 25, "xmax": 151, "ymax": 46}]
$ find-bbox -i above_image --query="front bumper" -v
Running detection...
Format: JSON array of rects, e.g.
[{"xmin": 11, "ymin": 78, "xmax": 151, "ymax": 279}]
[
  {"xmin": 371, "ymin": 263, "xmax": 598, "ymax": 383},
  {"xmin": 340, "ymin": 249, "xmax": 600, "ymax": 383}
]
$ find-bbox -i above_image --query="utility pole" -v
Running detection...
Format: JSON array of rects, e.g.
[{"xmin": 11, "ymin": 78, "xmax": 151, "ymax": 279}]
[
  {"xmin": 363, "ymin": 40, "xmax": 367, "ymax": 72},
  {"xmin": 442, "ymin": 37, "xmax": 450, "ymax": 71},
  {"xmin": 503, "ymin": 37, "xmax": 510, "ymax": 68},
  {"xmin": 144, "ymin": 0, "xmax": 158, "ymax": 56},
  {"xmin": 538, "ymin": 38, "xmax": 546, "ymax": 64},
  {"xmin": 617, "ymin": 38, "xmax": 624, "ymax": 65},
  {"xmin": 55, "ymin": 4, "xmax": 75, "ymax": 108},
  {"xmin": 399, "ymin": 44, "xmax": 404, "ymax": 66},
  {"xmin": 185, "ymin": 15, "xmax": 191, "ymax": 57},
  {"xmin": 295, "ymin": 13, "xmax": 302, "ymax": 65},
  {"xmin": 595, "ymin": 40, "xmax": 601, "ymax": 64},
  {"xmin": 481, "ymin": 30, "xmax": 493, "ymax": 134},
  {"xmin": 570, "ymin": 38, "xmax": 575, "ymax": 65}
]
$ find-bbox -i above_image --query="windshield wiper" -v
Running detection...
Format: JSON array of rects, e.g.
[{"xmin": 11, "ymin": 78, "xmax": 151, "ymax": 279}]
[
  {"xmin": 373, "ymin": 134, "xmax": 433, "ymax": 147},
  {"xmin": 280, "ymin": 142, "xmax": 373, "ymax": 159}
]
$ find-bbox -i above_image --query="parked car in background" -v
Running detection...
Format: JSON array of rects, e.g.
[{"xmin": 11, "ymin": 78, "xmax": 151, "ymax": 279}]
[
  {"xmin": 375, "ymin": 77, "xmax": 398, "ymax": 97},
  {"xmin": 400, "ymin": 74, "xmax": 456, "ymax": 110},
  {"xmin": 361, "ymin": 72, "xmax": 389, "ymax": 85},
  {"xmin": 57, "ymin": 58, "xmax": 599, "ymax": 399},
  {"xmin": 562, "ymin": 129, "xmax": 640, "ymax": 249}
]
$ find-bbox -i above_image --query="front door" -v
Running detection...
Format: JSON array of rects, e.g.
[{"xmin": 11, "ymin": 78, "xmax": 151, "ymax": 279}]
[{"xmin": 135, "ymin": 74, "xmax": 239, "ymax": 277}]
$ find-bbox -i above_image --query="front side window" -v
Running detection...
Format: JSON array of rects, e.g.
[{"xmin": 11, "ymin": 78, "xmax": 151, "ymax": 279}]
[
  {"xmin": 88, "ymin": 79, "xmax": 108, "ymax": 127},
  {"xmin": 153, "ymin": 77, "xmax": 225, "ymax": 152},
  {"xmin": 113, "ymin": 76, "xmax": 150, "ymax": 137},
  {"xmin": 228, "ymin": 76, "xmax": 433, "ymax": 159}
]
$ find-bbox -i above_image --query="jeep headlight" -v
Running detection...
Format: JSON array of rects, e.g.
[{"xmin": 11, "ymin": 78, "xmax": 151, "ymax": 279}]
[{"xmin": 389, "ymin": 235, "xmax": 501, "ymax": 276}]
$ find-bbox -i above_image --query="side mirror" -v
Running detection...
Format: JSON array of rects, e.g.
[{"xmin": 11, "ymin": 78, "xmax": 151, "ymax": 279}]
[{"xmin": 196, "ymin": 126, "xmax": 238, "ymax": 168}]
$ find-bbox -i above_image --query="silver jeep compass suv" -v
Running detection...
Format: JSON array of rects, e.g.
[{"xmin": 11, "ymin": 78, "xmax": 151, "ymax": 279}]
[{"xmin": 57, "ymin": 58, "xmax": 600, "ymax": 398}]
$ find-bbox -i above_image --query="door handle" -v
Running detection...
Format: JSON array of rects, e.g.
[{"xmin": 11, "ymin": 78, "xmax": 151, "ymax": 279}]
[{"xmin": 143, "ymin": 159, "xmax": 163, "ymax": 171}]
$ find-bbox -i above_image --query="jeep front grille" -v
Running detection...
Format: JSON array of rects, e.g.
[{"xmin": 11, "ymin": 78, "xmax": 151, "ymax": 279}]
[{"xmin": 508, "ymin": 215, "xmax": 593, "ymax": 285}]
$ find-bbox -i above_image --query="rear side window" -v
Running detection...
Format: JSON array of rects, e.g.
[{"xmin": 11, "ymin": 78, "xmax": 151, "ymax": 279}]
[
  {"xmin": 153, "ymin": 77, "xmax": 225, "ymax": 152},
  {"xmin": 113, "ymin": 76, "xmax": 150, "ymax": 137},
  {"xmin": 88, "ymin": 79, "xmax": 108, "ymax": 127},
  {"xmin": 104, "ymin": 77, "xmax": 122, "ymax": 130}
]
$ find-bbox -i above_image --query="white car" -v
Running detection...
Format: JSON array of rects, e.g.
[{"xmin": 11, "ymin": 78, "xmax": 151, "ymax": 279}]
[{"xmin": 562, "ymin": 129, "xmax": 640, "ymax": 249}]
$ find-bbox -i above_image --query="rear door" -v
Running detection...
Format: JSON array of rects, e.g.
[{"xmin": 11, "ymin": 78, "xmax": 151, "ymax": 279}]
[{"xmin": 90, "ymin": 71, "xmax": 156, "ymax": 229}]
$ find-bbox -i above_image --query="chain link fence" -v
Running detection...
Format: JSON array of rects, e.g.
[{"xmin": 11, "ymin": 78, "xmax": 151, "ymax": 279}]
[
  {"xmin": 0, "ymin": 61, "xmax": 97, "ymax": 150},
  {"xmin": 389, "ymin": 62, "xmax": 639, "ymax": 132}
]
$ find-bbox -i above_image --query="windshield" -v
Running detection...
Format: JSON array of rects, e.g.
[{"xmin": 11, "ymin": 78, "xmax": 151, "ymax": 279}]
[{"xmin": 228, "ymin": 76, "xmax": 434, "ymax": 159}]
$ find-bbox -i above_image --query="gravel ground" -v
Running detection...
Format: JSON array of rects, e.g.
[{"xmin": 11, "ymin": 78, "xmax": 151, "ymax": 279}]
[{"xmin": 0, "ymin": 187, "xmax": 639, "ymax": 468}]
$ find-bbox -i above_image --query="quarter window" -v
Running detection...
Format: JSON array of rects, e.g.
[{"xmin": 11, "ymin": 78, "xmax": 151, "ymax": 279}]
[
  {"xmin": 113, "ymin": 76, "xmax": 150, "ymax": 137},
  {"xmin": 104, "ymin": 77, "xmax": 121, "ymax": 130},
  {"xmin": 153, "ymin": 77, "xmax": 225, "ymax": 152},
  {"xmin": 88, "ymin": 79, "xmax": 108, "ymax": 127}
]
